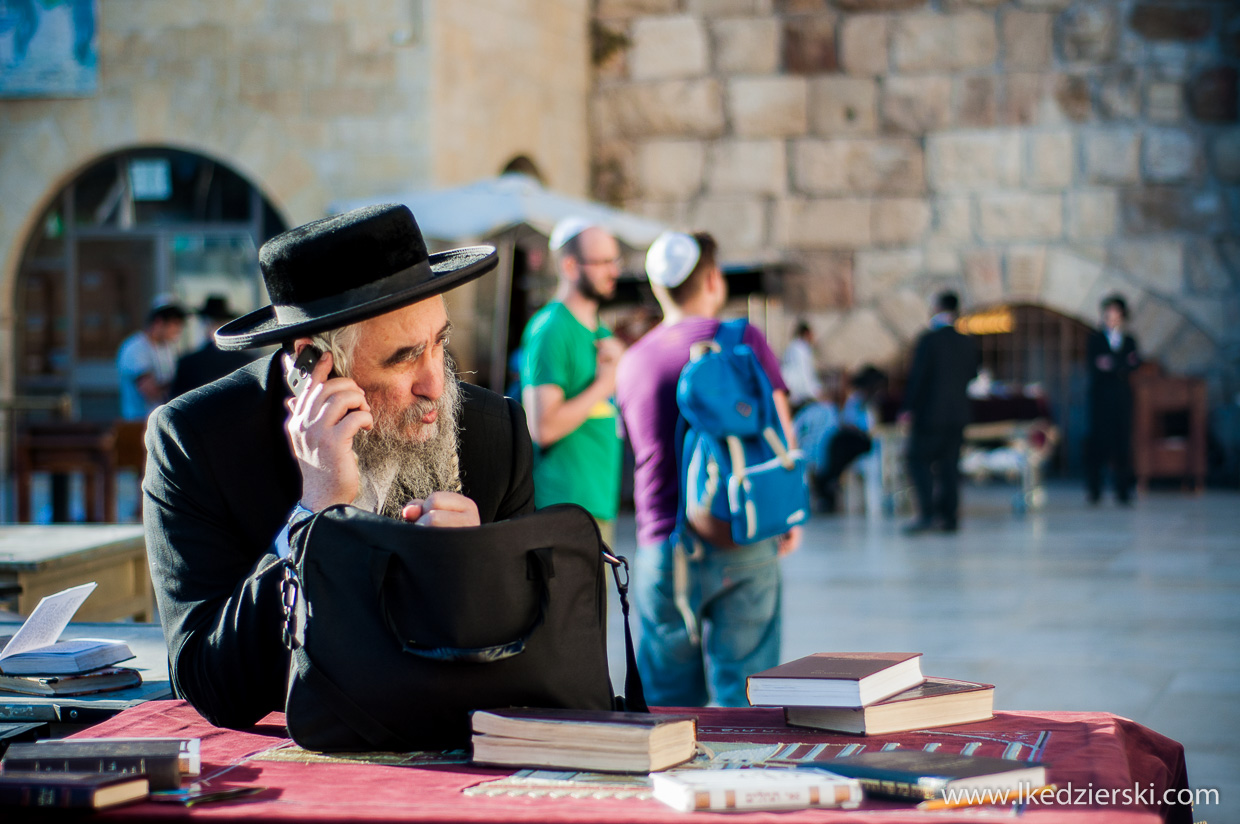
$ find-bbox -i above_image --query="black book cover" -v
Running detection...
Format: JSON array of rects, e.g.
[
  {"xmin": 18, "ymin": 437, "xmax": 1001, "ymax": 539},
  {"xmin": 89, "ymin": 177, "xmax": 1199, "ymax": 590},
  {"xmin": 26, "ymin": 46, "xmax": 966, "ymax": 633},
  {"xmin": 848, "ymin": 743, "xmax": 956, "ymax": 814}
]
[
  {"xmin": 0, "ymin": 770, "xmax": 148, "ymax": 809},
  {"xmin": 2, "ymin": 741, "xmax": 181, "ymax": 791}
]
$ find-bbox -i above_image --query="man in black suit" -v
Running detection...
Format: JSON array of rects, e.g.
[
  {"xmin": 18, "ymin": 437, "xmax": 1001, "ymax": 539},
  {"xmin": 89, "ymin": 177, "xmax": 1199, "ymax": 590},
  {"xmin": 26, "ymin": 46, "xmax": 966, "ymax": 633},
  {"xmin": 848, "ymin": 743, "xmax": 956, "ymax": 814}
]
[
  {"xmin": 1085, "ymin": 294, "xmax": 1140, "ymax": 505},
  {"xmin": 901, "ymin": 292, "xmax": 979, "ymax": 534},
  {"xmin": 143, "ymin": 205, "xmax": 534, "ymax": 729},
  {"xmin": 170, "ymin": 295, "xmax": 254, "ymax": 397}
]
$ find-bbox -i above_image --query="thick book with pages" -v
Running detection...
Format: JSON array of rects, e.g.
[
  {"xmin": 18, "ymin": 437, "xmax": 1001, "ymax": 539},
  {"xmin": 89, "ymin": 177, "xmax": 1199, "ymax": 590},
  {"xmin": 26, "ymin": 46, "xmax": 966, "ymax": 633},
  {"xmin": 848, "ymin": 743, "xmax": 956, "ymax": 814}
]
[
  {"xmin": 746, "ymin": 652, "xmax": 925, "ymax": 708},
  {"xmin": 2, "ymin": 739, "xmax": 185, "ymax": 791},
  {"xmin": 0, "ymin": 583, "xmax": 133, "ymax": 675},
  {"xmin": 470, "ymin": 708, "xmax": 697, "ymax": 773},
  {"xmin": 0, "ymin": 771, "xmax": 149, "ymax": 810},
  {"xmin": 784, "ymin": 677, "xmax": 994, "ymax": 735}
]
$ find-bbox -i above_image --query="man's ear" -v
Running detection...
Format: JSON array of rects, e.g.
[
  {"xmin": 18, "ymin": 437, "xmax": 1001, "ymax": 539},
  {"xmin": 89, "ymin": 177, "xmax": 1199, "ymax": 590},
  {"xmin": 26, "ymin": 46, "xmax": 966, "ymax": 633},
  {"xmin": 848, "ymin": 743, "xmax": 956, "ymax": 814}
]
[{"xmin": 561, "ymin": 255, "xmax": 581, "ymax": 284}]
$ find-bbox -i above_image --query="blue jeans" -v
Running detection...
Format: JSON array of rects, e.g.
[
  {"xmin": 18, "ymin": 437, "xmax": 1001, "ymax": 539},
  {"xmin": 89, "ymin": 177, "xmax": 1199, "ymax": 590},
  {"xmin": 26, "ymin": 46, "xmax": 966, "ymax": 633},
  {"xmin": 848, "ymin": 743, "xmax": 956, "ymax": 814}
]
[{"xmin": 634, "ymin": 534, "xmax": 782, "ymax": 707}]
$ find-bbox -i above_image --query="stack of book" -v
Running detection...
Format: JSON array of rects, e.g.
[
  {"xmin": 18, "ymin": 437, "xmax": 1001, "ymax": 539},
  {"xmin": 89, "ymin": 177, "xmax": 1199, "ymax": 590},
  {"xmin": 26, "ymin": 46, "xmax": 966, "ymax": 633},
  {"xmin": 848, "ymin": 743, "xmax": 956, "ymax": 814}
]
[
  {"xmin": 747, "ymin": 652, "xmax": 995, "ymax": 735},
  {"xmin": 0, "ymin": 582, "xmax": 140, "ymax": 697},
  {"xmin": 0, "ymin": 737, "xmax": 198, "ymax": 811},
  {"xmin": 470, "ymin": 708, "xmax": 698, "ymax": 773}
]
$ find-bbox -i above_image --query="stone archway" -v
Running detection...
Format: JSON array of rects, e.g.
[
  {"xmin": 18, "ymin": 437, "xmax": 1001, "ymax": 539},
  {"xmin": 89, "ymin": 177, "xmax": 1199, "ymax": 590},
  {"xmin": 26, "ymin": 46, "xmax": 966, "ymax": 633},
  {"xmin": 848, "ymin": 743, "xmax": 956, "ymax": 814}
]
[{"xmin": 10, "ymin": 146, "xmax": 286, "ymax": 420}]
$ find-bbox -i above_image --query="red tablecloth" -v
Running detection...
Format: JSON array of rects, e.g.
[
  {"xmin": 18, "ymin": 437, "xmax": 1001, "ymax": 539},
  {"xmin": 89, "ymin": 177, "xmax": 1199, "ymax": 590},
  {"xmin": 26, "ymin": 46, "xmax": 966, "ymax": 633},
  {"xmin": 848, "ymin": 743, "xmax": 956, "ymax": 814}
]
[{"xmin": 66, "ymin": 701, "xmax": 1189, "ymax": 823}]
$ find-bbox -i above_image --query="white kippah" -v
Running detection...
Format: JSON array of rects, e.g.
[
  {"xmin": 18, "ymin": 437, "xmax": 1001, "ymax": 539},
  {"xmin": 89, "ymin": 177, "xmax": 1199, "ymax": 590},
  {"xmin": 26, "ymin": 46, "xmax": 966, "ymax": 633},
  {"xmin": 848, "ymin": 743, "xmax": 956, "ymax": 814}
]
[
  {"xmin": 645, "ymin": 231, "xmax": 700, "ymax": 288},
  {"xmin": 549, "ymin": 216, "xmax": 594, "ymax": 251}
]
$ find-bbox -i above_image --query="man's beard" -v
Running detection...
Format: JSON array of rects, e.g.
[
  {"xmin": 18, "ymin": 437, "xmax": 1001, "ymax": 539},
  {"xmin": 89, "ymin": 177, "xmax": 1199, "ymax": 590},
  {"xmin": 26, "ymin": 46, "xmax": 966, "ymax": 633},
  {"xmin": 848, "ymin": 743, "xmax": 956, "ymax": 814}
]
[
  {"xmin": 352, "ymin": 355, "xmax": 464, "ymax": 519},
  {"xmin": 576, "ymin": 272, "xmax": 613, "ymax": 304}
]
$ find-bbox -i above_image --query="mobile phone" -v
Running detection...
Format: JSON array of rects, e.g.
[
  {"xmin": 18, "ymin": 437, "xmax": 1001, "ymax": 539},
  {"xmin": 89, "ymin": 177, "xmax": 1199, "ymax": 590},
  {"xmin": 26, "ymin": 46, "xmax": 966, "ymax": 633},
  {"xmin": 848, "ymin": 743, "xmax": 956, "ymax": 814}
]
[{"xmin": 286, "ymin": 345, "xmax": 324, "ymax": 397}]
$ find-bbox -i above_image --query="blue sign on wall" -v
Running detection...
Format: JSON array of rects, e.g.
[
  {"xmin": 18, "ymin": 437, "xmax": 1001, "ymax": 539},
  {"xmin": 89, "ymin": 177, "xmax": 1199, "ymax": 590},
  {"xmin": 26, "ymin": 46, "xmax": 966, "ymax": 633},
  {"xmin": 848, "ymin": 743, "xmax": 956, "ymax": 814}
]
[{"xmin": 0, "ymin": 0, "xmax": 98, "ymax": 98}]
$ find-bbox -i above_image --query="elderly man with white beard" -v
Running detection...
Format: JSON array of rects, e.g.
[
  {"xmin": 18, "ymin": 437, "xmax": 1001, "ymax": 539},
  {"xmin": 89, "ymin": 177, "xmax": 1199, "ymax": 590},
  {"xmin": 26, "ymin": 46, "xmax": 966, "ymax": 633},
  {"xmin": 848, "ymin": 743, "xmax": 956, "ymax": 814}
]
[{"xmin": 143, "ymin": 205, "xmax": 534, "ymax": 729}]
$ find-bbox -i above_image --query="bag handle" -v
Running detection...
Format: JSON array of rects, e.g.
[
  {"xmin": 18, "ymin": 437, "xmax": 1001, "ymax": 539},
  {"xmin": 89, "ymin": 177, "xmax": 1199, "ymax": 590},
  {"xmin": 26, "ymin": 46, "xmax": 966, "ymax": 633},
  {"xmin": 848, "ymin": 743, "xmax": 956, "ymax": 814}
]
[
  {"xmin": 373, "ymin": 548, "xmax": 552, "ymax": 663},
  {"xmin": 603, "ymin": 549, "xmax": 647, "ymax": 713}
]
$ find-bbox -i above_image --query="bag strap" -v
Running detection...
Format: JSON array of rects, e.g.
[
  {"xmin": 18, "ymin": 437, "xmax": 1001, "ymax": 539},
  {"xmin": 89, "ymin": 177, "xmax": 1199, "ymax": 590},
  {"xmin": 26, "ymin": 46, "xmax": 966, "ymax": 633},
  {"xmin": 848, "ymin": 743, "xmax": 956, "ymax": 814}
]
[
  {"xmin": 714, "ymin": 317, "xmax": 748, "ymax": 351},
  {"xmin": 603, "ymin": 550, "xmax": 647, "ymax": 713}
]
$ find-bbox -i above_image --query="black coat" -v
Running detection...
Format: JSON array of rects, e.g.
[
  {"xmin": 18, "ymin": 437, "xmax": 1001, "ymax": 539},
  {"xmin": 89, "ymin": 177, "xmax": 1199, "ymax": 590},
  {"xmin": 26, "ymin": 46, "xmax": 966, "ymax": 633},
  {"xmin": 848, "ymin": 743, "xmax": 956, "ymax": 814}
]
[
  {"xmin": 1086, "ymin": 329, "xmax": 1139, "ymax": 423},
  {"xmin": 171, "ymin": 342, "xmax": 255, "ymax": 398},
  {"xmin": 143, "ymin": 354, "xmax": 535, "ymax": 728},
  {"xmin": 903, "ymin": 325, "xmax": 980, "ymax": 429}
]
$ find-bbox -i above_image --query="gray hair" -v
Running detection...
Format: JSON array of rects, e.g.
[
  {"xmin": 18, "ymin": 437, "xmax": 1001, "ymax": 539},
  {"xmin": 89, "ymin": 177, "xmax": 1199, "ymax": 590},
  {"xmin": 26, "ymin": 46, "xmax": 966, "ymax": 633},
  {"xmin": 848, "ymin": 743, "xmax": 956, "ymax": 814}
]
[{"xmin": 310, "ymin": 323, "xmax": 363, "ymax": 377}]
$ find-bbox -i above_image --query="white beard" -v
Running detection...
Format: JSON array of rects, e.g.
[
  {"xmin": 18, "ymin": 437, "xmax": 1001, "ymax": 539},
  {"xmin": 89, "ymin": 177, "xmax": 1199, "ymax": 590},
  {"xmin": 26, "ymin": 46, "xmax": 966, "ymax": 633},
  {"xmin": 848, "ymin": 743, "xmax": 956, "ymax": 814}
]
[{"xmin": 352, "ymin": 356, "xmax": 464, "ymax": 518}]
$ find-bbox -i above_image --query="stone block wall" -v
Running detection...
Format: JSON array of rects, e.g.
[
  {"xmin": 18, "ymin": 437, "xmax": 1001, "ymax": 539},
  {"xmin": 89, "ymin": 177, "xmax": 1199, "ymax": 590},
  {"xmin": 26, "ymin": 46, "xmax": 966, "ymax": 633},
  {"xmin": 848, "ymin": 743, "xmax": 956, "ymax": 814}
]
[
  {"xmin": 590, "ymin": 0, "xmax": 1239, "ymax": 388},
  {"xmin": 0, "ymin": 0, "xmax": 592, "ymax": 485}
]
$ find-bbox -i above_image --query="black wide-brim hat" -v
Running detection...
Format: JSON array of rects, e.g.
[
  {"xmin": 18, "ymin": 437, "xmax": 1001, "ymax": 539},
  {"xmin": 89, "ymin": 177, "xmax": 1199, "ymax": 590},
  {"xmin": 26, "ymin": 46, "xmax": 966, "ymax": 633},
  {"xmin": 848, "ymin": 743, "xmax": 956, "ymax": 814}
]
[{"xmin": 216, "ymin": 203, "xmax": 497, "ymax": 350}]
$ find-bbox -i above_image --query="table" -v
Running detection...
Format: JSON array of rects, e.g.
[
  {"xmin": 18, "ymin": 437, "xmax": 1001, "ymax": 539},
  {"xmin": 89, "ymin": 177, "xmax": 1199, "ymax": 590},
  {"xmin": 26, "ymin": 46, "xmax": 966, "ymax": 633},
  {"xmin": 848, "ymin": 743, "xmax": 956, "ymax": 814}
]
[
  {"xmin": 0, "ymin": 620, "xmax": 170, "ymax": 728},
  {"xmin": 0, "ymin": 525, "xmax": 154, "ymax": 621},
  {"xmin": 64, "ymin": 702, "xmax": 1190, "ymax": 823}
]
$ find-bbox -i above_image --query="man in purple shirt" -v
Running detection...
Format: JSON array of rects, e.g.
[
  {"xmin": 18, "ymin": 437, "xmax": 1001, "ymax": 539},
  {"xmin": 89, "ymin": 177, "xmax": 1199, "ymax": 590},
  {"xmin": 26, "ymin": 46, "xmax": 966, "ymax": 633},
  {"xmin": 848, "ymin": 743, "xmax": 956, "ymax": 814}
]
[{"xmin": 615, "ymin": 231, "xmax": 801, "ymax": 707}]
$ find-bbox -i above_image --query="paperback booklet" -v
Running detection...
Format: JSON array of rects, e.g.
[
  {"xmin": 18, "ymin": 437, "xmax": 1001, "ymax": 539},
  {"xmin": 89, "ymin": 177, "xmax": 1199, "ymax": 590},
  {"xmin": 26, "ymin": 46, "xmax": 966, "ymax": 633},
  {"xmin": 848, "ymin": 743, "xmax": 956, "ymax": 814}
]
[
  {"xmin": 470, "ymin": 708, "xmax": 697, "ymax": 773},
  {"xmin": 814, "ymin": 750, "xmax": 1048, "ymax": 801},
  {"xmin": 3, "ymin": 739, "xmax": 185, "ymax": 791},
  {"xmin": 784, "ymin": 677, "xmax": 995, "ymax": 735},
  {"xmin": 652, "ymin": 768, "xmax": 863, "ymax": 813},
  {"xmin": 0, "ymin": 583, "xmax": 134, "ymax": 675},
  {"xmin": 0, "ymin": 666, "xmax": 142, "ymax": 697},
  {"xmin": 746, "ymin": 652, "xmax": 925, "ymax": 708},
  {"xmin": 0, "ymin": 771, "xmax": 149, "ymax": 810}
]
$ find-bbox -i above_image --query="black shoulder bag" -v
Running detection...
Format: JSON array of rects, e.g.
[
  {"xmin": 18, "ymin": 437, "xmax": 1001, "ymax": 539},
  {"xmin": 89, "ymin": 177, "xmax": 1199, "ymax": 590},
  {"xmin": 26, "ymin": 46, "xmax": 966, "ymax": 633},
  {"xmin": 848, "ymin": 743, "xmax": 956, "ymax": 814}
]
[{"xmin": 281, "ymin": 503, "xmax": 646, "ymax": 751}]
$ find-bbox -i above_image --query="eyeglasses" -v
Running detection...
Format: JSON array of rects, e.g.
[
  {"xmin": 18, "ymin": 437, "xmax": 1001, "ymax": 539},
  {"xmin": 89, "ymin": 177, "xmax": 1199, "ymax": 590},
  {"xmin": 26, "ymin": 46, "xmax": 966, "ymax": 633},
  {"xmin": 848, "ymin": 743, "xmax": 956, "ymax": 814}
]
[{"xmin": 579, "ymin": 257, "xmax": 621, "ymax": 268}]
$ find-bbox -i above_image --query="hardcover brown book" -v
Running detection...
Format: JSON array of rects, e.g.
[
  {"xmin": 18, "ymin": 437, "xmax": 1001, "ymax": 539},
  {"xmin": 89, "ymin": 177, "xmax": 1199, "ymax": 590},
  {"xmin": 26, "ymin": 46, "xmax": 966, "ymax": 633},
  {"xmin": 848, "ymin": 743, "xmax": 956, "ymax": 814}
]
[
  {"xmin": 0, "ymin": 666, "xmax": 142, "ymax": 697},
  {"xmin": 3, "ymin": 740, "xmax": 182, "ymax": 791},
  {"xmin": 0, "ymin": 771, "xmax": 149, "ymax": 810},
  {"xmin": 470, "ymin": 708, "xmax": 698, "ymax": 773},
  {"xmin": 746, "ymin": 652, "xmax": 925, "ymax": 708},
  {"xmin": 784, "ymin": 677, "xmax": 995, "ymax": 735}
]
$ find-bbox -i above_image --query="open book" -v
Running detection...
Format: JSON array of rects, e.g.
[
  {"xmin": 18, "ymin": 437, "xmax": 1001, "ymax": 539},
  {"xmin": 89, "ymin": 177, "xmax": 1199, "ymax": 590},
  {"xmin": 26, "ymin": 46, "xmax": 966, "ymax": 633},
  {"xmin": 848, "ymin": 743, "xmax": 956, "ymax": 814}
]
[{"xmin": 0, "ymin": 583, "xmax": 134, "ymax": 676}]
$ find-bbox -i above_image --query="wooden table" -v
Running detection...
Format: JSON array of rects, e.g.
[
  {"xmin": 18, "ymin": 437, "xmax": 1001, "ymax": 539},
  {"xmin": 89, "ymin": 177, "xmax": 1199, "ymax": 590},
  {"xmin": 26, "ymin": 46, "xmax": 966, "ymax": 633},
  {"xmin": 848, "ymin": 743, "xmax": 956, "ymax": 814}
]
[{"xmin": 0, "ymin": 525, "xmax": 153, "ymax": 622}]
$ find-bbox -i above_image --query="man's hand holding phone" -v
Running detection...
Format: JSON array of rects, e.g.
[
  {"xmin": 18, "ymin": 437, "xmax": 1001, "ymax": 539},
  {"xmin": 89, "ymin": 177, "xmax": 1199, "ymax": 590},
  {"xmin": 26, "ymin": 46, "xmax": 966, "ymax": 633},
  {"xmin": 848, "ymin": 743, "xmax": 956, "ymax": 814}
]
[{"xmin": 284, "ymin": 346, "xmax": 373, "ymax": 512}]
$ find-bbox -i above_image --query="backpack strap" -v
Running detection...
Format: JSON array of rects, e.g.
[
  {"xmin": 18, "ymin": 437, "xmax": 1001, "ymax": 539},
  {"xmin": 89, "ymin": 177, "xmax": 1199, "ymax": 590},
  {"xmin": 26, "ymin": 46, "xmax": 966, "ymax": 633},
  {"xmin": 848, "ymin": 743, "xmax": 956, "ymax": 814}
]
[{"xmin": 715, "ymin": 317, "xmax": 748, "ymax": 351}]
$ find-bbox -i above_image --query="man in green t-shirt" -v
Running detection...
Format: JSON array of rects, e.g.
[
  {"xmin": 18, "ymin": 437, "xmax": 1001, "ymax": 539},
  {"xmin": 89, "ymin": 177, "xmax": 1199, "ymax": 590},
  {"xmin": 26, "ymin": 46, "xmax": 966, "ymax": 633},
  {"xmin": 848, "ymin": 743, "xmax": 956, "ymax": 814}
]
[{"xmin": 520, "ymin": 217, "xmax": 625, "ymax": 544}]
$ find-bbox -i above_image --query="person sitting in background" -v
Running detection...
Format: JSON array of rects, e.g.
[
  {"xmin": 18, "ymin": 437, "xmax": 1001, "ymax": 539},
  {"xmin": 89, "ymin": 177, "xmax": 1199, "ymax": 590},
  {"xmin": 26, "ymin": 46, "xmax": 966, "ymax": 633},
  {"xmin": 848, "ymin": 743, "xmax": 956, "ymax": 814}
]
[
  {"xmin": 794, "ymin": 366, "xmax": 886, "ymax": 513},
  {"xmin": 171, "ymin": 295, "xmax": 255, "ymax": 397},
  {"xmin": 117, "ymin": 295, "xmax": 187, "ymax": 421}
]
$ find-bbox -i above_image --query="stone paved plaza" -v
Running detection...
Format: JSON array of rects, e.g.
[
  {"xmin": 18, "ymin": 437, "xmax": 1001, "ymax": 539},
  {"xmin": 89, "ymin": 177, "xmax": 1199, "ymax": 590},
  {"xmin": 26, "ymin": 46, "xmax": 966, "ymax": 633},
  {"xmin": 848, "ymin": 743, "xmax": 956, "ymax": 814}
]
[{"xmin": 607, "ymin": 483, "xmax": 1239, "ymax": 823}]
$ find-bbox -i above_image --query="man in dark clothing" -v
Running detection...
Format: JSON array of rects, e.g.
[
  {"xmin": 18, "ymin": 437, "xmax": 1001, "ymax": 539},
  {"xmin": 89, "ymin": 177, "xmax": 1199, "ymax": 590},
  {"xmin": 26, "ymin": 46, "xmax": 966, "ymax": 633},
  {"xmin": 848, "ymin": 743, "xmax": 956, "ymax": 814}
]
[
  {"xmin": 170, "ymin": 295, "xmax": 255, "ymax": 397},
  {"xmin": 901, "ymin": 292, "xmax": 979, "ymax": 534},
  {"xmin": 1085, "ymin": 294, "xmax": 1140, "ymax": 505},
  {"xmin": 143, "ymin": 205, "xmax": 534, "ymax": 729}
]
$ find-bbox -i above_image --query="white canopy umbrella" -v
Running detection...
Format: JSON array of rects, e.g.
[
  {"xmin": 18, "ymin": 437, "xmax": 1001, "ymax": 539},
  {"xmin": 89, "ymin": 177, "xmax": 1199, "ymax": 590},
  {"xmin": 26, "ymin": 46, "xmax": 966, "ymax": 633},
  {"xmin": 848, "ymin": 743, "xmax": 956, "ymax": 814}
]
[
  {"xmin": 327, "ymin": 172, "xmax": 666, "ymax": 248},
  {"xmin": 328, "ymin": 174, "xmax": 668, "ymax": 392}
]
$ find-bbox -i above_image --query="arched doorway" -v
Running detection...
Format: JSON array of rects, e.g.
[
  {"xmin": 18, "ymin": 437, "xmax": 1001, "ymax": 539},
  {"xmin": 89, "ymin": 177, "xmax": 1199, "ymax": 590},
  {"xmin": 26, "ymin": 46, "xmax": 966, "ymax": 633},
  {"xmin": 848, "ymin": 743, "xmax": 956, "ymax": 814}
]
[
  {"xmin": 958, "ymin": 303, "xmax": 1094, "ymax": 476},
  {"xmin": 13, "ymin": 147, "xmax": 286, "ymax": 419}
]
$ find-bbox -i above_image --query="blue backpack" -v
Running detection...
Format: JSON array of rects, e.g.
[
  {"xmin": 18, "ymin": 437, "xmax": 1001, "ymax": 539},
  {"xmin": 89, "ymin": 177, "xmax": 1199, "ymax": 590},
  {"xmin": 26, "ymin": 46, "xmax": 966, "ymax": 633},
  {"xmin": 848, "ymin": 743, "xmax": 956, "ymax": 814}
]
[{"xmin": 676, "ymin": 319, "xmax": 811, "ymax": 546}]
